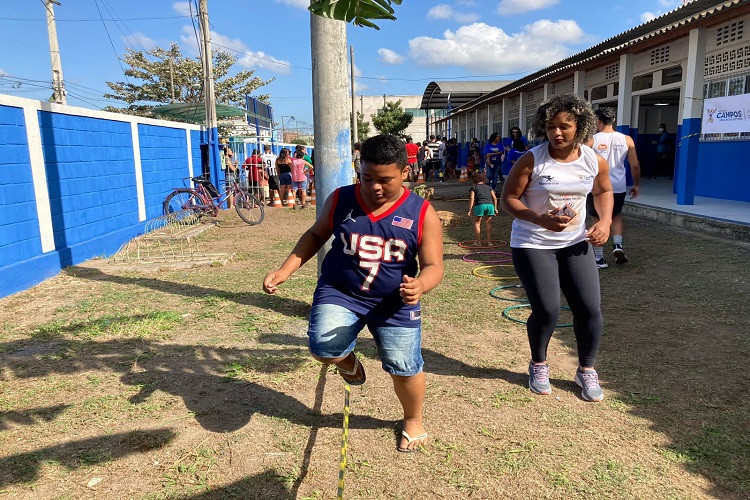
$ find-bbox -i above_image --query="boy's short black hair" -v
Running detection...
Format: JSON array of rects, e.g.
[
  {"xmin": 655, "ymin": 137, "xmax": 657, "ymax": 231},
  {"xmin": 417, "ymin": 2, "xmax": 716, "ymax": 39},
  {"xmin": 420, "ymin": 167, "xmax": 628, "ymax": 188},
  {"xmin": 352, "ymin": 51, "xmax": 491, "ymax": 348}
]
[
  {"xmin": 594, "ymin": 107, "xmax": 617, "ymax": 126},
  {"xmin": 361, "ymin": 134, "xmax": 408, "ymax": 169}
]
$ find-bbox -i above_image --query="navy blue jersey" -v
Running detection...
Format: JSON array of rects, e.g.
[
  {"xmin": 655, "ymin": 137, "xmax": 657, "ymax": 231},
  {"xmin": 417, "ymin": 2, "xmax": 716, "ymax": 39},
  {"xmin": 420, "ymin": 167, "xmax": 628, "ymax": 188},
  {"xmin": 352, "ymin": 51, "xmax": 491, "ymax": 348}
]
[{"xmin": 314, "ymin": 184, "xmax": 429, "ymax": 326}]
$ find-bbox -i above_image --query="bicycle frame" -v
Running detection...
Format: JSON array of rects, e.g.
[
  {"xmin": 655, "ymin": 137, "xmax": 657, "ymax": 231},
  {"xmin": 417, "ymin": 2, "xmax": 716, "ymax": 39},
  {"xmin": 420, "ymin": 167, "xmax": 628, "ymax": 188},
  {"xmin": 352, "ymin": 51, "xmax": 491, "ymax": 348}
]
[{"xmin": 175, "ymin": 177, "xmax": 243, "ymax": 215}]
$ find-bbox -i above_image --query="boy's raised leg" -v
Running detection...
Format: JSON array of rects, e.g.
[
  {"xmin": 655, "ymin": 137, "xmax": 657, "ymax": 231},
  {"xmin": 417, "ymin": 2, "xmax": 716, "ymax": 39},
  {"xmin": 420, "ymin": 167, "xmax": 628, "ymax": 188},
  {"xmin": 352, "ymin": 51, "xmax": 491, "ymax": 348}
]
[{"xmin": 391, "ymin": 372, "xmax": 427, "ymax": 451}]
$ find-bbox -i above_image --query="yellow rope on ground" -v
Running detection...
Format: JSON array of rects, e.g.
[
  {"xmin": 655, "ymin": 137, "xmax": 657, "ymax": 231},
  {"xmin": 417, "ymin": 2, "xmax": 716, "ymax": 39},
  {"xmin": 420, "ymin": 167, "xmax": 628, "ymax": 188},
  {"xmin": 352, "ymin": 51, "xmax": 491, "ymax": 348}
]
[
  {"xmin": 337, "ymin": 383, "xmax": 351, "ymax": 500},
  {"xmin": 472, "ymin": 264, "xmax": 518, "ymax": 280}
]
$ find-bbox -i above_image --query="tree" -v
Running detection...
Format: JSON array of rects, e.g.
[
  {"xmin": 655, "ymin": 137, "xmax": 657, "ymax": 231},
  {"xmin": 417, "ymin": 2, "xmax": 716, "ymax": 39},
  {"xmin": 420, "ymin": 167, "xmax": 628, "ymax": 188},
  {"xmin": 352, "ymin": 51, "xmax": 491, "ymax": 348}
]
[
  {"xmin": 103, "ymin": 42, "xmax": 273, "ymax": 118},
  {"xmin": 372, "ymin": 100, "xmax": 413, "ymax": 138},
  {"xmin": 351, "ymin": 111, "xmax": 370, "ymax": 143},
  {"xmin": 309, "ymin": 0, "xmax": 403, "ymax": 29}
]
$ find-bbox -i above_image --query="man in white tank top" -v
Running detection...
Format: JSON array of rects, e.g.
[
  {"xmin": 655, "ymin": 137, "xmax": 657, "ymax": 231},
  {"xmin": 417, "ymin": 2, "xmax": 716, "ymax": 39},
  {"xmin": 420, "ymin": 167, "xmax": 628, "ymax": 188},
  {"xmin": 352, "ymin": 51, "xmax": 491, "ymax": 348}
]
[{"xmin": 587, "ymin": 107, "xmax": 640, "ymax": 268}]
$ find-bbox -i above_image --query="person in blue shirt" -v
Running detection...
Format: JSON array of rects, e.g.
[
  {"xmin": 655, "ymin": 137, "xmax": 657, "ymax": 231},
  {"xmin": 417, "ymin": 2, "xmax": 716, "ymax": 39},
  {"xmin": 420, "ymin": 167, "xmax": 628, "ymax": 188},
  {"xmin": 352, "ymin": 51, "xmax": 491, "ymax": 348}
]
[
  {"xmin": 651, "ymin": 123, "xmax": 673, "ymax": 179},
  {"xmin": 502, "ymin": 127, "xmax": 528, "ymax": 176},
  {"xmin": 506, "ymin": 138, "xmax": 526, "ymax": 173},
  {"xmin": 483, "ymin": 132, "xmax": 505, "ymax": 189}
]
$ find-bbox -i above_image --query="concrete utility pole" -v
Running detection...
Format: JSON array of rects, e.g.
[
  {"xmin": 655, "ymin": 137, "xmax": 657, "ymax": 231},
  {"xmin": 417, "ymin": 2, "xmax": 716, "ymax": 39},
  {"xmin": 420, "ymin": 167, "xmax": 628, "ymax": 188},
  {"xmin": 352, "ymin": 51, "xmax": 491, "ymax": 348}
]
[
  {"xmin": 198, "ymin": 0, "xmax": 220, "ymax": 186},
  {"xmin": 168, "ymin": 59, "xmax": 175, "ymax": 102},
  {"xmin": 350, "ymin": 45, "xmax": 358, "ymax": 144},
  {"xmin": 311, "ymin": 13, "xmax": 352, "ymax": 264},
  {"xmin": 44, "ymin": 0, "xmax": 66, "ymax": 105}
]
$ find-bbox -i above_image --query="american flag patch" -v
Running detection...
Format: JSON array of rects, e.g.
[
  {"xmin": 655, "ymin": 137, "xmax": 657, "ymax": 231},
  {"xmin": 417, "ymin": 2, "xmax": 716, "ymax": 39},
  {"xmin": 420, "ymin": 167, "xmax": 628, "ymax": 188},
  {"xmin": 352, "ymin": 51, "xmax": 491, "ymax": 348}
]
[{"xmin": 392, "ymin": 216, "xmax": 413, "ymax": 229}]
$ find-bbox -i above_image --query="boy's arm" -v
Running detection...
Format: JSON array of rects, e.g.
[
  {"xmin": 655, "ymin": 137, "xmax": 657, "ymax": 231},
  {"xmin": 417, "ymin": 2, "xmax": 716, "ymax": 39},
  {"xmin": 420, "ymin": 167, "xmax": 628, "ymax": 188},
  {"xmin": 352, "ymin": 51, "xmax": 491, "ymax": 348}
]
[
  {"xmin": 491, "ymin": 190, "xmax": 498, "ymax": 211},
  {"xmin": 263, "ymin": 192, "xmax": 336, "ymax": 294},
  {"xmin": 400, "ymin": 204, "xmax": 444, "ymax": 305},
  {"xmin": 467, "ymin": 190, "xmax": 475, "ymax": 215}
]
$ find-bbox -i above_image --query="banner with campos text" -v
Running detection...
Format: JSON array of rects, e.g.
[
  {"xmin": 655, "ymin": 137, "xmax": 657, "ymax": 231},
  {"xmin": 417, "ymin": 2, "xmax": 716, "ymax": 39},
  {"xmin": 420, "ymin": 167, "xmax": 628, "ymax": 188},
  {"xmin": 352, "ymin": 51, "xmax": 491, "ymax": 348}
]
[{"xmin": 702, "ymin": 94, "xmax": 750, "ymax": 134}]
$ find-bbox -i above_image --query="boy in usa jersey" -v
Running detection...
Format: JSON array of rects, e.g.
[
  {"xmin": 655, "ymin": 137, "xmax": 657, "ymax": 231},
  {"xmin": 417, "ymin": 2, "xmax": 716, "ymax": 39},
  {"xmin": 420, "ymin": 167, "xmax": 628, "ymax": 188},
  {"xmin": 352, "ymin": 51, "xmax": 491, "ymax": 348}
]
[{"xmin": 263, "ymin": 134, "xmax": 444, "ymax": 452}]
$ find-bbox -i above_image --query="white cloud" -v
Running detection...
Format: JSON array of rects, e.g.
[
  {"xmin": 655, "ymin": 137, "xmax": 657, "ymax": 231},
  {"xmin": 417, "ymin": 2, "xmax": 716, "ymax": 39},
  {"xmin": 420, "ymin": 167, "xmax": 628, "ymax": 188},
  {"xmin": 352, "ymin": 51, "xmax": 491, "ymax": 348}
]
[
  {"xmin": 378, "ymin": 48, "xmax": 404, "ymax": 65},
  {"xmin": 274, "ymin": 0, "xmax": 309, "ymax": 9},
  {"xmin": 658, "ymin": 0, "xmax": 678, "ymax": 7},
  {"xmin": 0, "ymin": 68, "xmax": 6, "ymax": 76},
  {"xmin": 121, "ymin": 32, "xmax": 158, "ymax": 51},
  {"xmin": 408, "ymin": 20, "xmax": 586, "ymax": 74},
  {"xmin": 172, "ymin": 2, "xmax": 192, "ymax": 16},
  {"xmin": 427, "ymin": 5, "xmax": 479, "ymax": 23},
  {"xmin": 497, "ymin": 0, "xmax": 559, "ymax": 15},
  {"xmin": 350, "ymin": 62, "xmax": 369, "ymax": 92},
  {"xmin": 180, "ymin": 26, "xmax": 291, "ymax": 74},
  {"xmin": 376, "ymin": 75, "xmax": 389, "ymax": 84},
  {"xmin": 641, "ymin": 11, "xmax": 658, "ymax": 22},
  {"xmin": 456, "ymin": 0, "xmax": 479, "ymax": 6}
]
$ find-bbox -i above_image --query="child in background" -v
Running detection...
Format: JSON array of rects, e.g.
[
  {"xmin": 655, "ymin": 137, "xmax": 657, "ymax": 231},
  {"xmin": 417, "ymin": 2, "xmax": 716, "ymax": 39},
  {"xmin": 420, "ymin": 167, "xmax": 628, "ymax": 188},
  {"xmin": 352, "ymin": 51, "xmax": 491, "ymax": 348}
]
[
  {"xmin": 291, "ymin": 151, "xmax": 313, "ymax": 209},
  {"xmin": 467, "ymin": 171, "xmax": 498, "ymax": 246},
  {"xmin": 264, "ymin": 134, "xmax": 444, "ymax": 453}
]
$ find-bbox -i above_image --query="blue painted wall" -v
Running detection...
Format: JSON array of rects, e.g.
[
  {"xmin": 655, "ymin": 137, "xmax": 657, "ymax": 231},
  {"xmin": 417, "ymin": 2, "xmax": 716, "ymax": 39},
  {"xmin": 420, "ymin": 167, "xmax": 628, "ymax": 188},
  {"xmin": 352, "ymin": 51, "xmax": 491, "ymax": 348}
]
[
  {"xmin": 0, "ymin": 100, "xmax": 201, "ymax": 298},
  {"xmin": 695, "ymin": 140, "xmax": 750, "ymax": 202},
  {"xmin": 138, "ymin": 124, "xmax": 190, "ymax": 219},
  {"xmin": 0, "ymin": 105, "xmax": 42, "ymax": 269},
  {"xmin": 39, "ymin": 111, "xmax": 138, "ymax": 260}
]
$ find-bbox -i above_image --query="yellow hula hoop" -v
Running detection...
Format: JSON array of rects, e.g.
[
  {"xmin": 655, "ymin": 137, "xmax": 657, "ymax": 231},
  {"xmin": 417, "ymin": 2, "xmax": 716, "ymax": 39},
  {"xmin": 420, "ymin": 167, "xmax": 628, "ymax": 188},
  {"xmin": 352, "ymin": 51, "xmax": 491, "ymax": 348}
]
[{"xmin": 472, "ymin": 264, "xmax": 518, "ymax": 280}]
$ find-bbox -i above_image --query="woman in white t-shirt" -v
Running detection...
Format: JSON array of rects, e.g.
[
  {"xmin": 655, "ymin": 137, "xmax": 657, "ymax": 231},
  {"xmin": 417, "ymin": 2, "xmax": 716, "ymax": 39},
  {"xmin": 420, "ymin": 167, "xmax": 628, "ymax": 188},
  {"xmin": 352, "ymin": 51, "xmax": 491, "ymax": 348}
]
[{"xmin": 500, "ymin": 94, "xmax": 614, "ymax": 402}]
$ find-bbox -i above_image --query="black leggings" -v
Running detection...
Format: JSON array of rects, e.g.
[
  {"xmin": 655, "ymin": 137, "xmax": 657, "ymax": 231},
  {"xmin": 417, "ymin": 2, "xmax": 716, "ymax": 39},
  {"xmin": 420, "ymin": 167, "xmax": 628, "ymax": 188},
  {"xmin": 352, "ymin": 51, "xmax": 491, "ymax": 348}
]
[{"xmin": 511, "ymin": 241, "xmax": 603, "ymax": 367}]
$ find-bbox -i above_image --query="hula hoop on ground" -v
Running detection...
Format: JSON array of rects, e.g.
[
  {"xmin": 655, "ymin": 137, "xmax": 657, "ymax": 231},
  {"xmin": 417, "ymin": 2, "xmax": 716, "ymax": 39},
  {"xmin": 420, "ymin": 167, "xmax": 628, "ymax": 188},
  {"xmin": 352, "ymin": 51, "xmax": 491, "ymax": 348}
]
[
  {"xmin": 502, "ymin": 303, "xmax": 574, "ymax": 328},
  {"xmin": 458, "ymin": 239, "xmax": 507, "ymax": 249},
  {"xmin": 489, "ymin": 284, "xmax": 528, "ymax": 303},
  {"xmin": 472, "ymin": 264, "xmax": 517, "ymax": 280},
  {"xmin": 462, "ymin": 251, "xmax": 512, "ymax": 264}
]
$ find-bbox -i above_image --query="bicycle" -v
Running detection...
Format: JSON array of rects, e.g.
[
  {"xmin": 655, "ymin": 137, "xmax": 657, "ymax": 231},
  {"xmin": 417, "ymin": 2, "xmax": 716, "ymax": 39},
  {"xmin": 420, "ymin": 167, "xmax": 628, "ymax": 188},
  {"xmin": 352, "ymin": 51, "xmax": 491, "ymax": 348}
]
[{"xmin": 163, "ymin": 175, "xmax": 265, "ymax": 225}]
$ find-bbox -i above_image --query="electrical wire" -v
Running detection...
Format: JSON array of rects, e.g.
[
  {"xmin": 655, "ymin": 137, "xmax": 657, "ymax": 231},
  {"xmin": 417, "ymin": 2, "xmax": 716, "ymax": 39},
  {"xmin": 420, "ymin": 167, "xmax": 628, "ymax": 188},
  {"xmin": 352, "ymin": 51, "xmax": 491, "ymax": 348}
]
[
  {"xmin": 0, "ymin": 15, "xmax": 191, "ymax": 21},
  {"xmin": 93, "ymin": 0, "xmax": 129, "ymax": 84}
]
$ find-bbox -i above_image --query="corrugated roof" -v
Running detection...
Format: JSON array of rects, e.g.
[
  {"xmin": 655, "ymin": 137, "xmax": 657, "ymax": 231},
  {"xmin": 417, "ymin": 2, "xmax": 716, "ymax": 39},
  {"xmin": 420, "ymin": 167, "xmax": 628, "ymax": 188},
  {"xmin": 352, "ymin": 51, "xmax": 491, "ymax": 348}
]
[
  {"xmin": 420, "ymin": 80, "xmax": 512, "ymax": 109},
  {"xmin": 450, "ymin": 0, "xmax": 747, "ymax": 115}
]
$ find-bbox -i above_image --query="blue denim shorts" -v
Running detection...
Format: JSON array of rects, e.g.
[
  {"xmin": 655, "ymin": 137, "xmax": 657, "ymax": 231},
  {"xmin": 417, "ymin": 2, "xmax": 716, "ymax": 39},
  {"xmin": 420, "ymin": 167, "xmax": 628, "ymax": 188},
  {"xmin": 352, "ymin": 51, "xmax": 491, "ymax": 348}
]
[
  {"xmin": 292, "ymin": 179, "xmax": 308, "ymax": 192},
  {"xmin": 307, "ymin": 303, "xmax": 423, "ymax": 376}
]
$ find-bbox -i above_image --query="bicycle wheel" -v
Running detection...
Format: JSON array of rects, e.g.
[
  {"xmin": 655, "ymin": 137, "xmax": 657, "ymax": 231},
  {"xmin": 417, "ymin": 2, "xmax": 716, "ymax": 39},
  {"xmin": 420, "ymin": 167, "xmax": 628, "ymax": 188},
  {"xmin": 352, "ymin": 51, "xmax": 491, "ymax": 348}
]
[
  {"xmin": 235, "ymin": 191, "xmax": 265, "ymax": 225},
  {"xmin": 164, "ymin": 189, "xmax": 202, "ymax": 215}
]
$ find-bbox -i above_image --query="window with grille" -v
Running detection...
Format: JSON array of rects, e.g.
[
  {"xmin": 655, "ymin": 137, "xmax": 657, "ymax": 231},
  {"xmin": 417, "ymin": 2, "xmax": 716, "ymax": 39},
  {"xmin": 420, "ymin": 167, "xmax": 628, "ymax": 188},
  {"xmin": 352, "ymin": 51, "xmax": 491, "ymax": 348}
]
[
  {"xmin": 716, "ymin": 21, "xmax": 744, "ymax": 46},
  {"xmin": 650, "ymin": 46, "xmax": 670, "ymax": 65},
  {"xmin": 605, "ymin": 63, "xmax": 619, "ymax": 80}
]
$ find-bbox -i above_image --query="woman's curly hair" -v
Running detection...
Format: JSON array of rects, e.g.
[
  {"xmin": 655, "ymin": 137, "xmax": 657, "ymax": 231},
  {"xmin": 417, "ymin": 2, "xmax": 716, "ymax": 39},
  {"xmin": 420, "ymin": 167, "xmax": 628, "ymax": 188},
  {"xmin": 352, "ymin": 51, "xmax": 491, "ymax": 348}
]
[{"xmin": 531, "ymin": 93, "xmax": 596, "ymax": 145}]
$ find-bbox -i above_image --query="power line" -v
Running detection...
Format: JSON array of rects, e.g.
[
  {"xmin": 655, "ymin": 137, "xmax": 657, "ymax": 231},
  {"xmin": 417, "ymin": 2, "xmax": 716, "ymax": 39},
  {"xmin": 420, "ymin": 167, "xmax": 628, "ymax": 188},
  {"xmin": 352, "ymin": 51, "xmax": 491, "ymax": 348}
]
[
  {"xmin": 93, "ymin": 0, "xmax": 129, "ymax": 84},
  {"xmin": 0, "ymin": 15, "xmax": 191, "ymax": 21}
]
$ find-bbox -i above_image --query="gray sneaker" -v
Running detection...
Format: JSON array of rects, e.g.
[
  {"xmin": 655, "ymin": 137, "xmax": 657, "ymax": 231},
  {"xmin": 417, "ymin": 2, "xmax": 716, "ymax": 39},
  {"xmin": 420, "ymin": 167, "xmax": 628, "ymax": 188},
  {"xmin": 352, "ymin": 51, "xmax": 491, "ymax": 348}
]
[
  {"xmin": 528, "ymin": 361, "xmax": 551, "ymax": 395},
  {"xmin": 613, "ymin": 244, "xmax": 628, "ymax": 264},
  {"xmin": 575, "ymin": 368, "xmax": 604, "ymax": 402}
]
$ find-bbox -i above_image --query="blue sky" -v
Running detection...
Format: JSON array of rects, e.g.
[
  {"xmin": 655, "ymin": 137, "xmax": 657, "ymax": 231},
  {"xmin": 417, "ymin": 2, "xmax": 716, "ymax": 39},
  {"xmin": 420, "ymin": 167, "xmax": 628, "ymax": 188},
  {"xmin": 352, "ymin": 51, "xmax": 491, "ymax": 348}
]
[{"xmin": 0, "ymin": 0, "xmax": 686, "ymax": 131}]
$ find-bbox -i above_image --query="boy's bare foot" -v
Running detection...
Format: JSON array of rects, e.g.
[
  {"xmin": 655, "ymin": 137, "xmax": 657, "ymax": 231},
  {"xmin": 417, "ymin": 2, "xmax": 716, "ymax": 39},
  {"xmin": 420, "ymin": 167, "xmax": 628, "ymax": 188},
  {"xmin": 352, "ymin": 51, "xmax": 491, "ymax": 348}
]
[{"xmin": 397, "ymin": 418, "xmax": 428, "ymax": 452}]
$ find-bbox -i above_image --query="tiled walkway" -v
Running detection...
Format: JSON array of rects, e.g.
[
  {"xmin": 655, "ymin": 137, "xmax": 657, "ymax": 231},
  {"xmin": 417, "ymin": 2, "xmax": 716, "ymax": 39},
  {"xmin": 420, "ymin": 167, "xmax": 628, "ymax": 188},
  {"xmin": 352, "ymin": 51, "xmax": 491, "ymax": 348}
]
[{"xmin": 630, "ymin": 178, "xmax": 750, "ymax": 226}]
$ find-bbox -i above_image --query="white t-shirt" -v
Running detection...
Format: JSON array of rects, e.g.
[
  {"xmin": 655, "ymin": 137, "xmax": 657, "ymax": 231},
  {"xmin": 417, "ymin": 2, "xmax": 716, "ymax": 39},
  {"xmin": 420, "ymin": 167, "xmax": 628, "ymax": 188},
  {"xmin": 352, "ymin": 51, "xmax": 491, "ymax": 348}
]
[
  {"xmin": 438, "ymin": 141, "xmax": 446, "ymax": 160},
  {"xmin": 510, "ymin": 143, "xmax": 599, "ymax": 249},
  {"xmin": 261, "ymin": 153, "xmax": 278, "ymax": 176},
  {"xmin": 592, "ymin": 131, "xmax": 629, "ymax": 193}
]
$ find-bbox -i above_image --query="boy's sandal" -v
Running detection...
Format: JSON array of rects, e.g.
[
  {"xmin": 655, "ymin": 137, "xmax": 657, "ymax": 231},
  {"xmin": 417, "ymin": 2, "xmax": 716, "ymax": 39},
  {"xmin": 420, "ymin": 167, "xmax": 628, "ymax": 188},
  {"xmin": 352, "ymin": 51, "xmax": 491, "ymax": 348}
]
[
  {"xmin": 337, "ymin": 353, "xmax": 366, "ymax": 386},
  {"xmin": 397, "ymin": 430, "xmax": 428, "ymax": 453}
]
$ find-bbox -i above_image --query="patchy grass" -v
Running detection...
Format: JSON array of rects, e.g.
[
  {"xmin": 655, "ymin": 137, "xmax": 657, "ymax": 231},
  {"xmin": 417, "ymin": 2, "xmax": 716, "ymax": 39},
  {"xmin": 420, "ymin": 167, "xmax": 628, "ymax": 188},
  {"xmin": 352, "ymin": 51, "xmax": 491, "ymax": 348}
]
[{"xmin": 0, "ymin": 201, "xmax": 748, "ymax": 498}]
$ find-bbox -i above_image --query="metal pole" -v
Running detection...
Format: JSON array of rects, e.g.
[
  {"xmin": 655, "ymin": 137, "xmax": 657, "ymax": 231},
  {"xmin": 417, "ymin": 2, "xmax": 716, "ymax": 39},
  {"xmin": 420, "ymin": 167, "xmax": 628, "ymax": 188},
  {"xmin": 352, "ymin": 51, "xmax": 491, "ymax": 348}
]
[
  {"xmin": 44, "ymin": 0, "xmax": 66, "ymax": 105},
  {"xmin": 311, "ymin": 13, "xmax": 351, "ymax": 267},
  {"xmin": 198, "ymin": 0, "xmax": 220, "ymax": 187},
  {"xmin": 350, "ymin": 45, "xmax": 358, "ymax": 144}
]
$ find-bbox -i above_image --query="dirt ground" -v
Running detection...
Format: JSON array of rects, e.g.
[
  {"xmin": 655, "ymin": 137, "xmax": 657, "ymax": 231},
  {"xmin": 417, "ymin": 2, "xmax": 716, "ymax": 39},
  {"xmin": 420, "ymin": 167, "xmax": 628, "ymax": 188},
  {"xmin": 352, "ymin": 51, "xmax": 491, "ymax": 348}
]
[{"xmin": 1, "ymin": 192, "xmax": 749, "ymax": 499}]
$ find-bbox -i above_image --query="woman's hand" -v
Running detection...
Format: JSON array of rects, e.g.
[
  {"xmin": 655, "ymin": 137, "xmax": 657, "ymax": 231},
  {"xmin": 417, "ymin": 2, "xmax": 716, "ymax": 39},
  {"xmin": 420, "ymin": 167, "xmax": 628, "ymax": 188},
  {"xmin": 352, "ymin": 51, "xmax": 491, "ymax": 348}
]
[
  {"xmin": 586, "ymin": 221, "xmax": 610, "ymax": 246},
  {"xmin": 536, "ymin": 210, "xmax": 572, "ymax": 232}
]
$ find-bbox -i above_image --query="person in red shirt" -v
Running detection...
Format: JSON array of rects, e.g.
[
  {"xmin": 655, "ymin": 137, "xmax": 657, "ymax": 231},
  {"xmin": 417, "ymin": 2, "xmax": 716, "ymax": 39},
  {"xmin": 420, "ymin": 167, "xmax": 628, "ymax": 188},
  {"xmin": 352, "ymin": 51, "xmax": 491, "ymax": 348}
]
[
  {"xmin": 242, "ymin": 149, "xmax": 266, "ymax": 199},
  {"xmin": 405, "ymin": 136, "xmax": 419, "ymax": 182}
]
